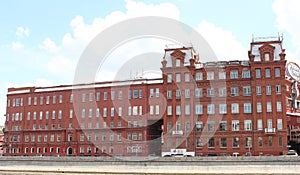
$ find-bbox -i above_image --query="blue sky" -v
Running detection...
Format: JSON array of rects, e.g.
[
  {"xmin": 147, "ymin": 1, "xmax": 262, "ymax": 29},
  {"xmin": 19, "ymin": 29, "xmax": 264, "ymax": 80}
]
[{"xmin": 0, "ymin": 0, "xmax": 300, "ymax": 125}]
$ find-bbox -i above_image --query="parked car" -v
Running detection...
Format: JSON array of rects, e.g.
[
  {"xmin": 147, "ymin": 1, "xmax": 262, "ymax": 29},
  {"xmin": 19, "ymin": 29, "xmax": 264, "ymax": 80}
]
[{"xmin": 286, "ymin": 150, "xmax": 298, "ymax": 156}]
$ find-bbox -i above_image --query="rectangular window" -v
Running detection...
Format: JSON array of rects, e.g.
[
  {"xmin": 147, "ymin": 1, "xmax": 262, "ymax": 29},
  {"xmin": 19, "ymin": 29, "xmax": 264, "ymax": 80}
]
[
  {"xmin": 59, "ymin": 95, "xmax": 63, "ymax": 103},
  {"xmin": 242, "ymin": 70, "xmax": 250, "ymax": 78},
  {"xmin": 34, "ymin": 97, "xmax": 37, "ymax": 105},
  {"xmin": 232, "ymin": 120, "xmax": 240, "ymax": 131},
  {"xmin": 265, "ymin": 68, "xmax": 271, "ymax": 78},
  {"xmin": 257, "ymin": 102, "xmax": 262, "ymax": 113},
  {"xmin": 258, "ymin": 137, "xmax": 263, "ymax": 147},
  {"xmin": 167, "ymin": 89, "xmax": 172, "ymax": 99},
  {"xmin": 208, "ymin": 121, "xmax": 215, "ymax": 132},
  {"xmin": 133, "ymin": 89, "xmax": 138, "ymax": 99},
  {"xmin": 219, "ymin": 104, "xmax": 227, "ymax": 114},
  {"xmin": 279, "ymin": 136, "xmax": 283, "ymax": 146},
  {"xmin": 128, "ymin": 106, "xmax": 132, "ymax": 116},
  {"xmin": 184, "ymin": 73, "xmax": 190, "ymax": 82},
  {"xmin": 119, "ymin": 90, "xmax": 123, "ymax": 100},
  {"xmin": 195, "ymin": 88, "xmax": 202, "ymax": 98},
  {"xmin": 167, "ymin": 74, "xmax": 172, "ymax": 83},
  {"xmin": 267, "ymin": 102, "xmax": 272, "ymax": 112},
  {"xmin": 118, "ymin": 107, "xmax": 122, "ymax": 117},
  {"xmin": 111, "ymin": 90, "xmax": 115, "ymax": 100},
  {"xmin": 103, "ymin": 108, "xmax": 107, "ymax": 117},
  {"xmin": 256, "ymin": 85, "xmax": 261, "ymax": 96},
  {"xmin": 89, "ymin": 92, "xmax": 93, "ymax": 102},
  {"xmin": 243, "ymin": 86, "xmax": 251, "ymax": 96},
  {"xmin": 206, "ymin": 71, "xmax": 214, "ymax": 80},
  {"xmin": 195, "ymin": 104, "xmax": 203, "ymax": 115},
  {"xmin": 70, "ymin": 94, "xmax": 73, "ymax": 103},
  {"xmin": 40, "ymin": 96, "xmax": 44, "ymax": 105},
  {"xmin": 276, "ymin": 84, "xmax": 281, "ymax": 94},
  {"xmin": 52, "ymin": 111, "xmax": 55, "ymax": 119},
  {"xmin": 275, "ymin": 68, "xmax": 281, "ymax": 77},
  {"xmin": 82, "ymin": 93, "xmax": 86, "ymax": 102},
  {"xmin": 231, "ymin": 103, "xmax": 239, "ymax": 114},
  {"xmin": 103, "ymin": 92, "xmax": 108, "ymax": 100},
  {"xmin": 221, "ymin": 137, "xmax": 227, "ymax": 147},
  {"xmin": 185, "ymin": 104, "xmax": 190, "ymax": 115},
  {"xmin": 269, "ymin": 136, "xmax": 273, "ymax": 147},
  {"xmin": 111, "ymin": 107, "xmax": 115, "ymax": 117},
  {"xmin": 149, "ymin": 88, "xmax": 154, "ymax": 98},
  {"xmin": 150, "ymin": 105, "xmax": 154, "ymax": 115},
  {"xmin": 46, "ymin": 96, "xmax": 50, "ymax": 104},
  {"xmin": 176, "ymin": 89, "xmax": 181, "ymax": 99},
  {"xmin": 219, "ymin": 87, "xmax": 226, "ymax": 97},
  {"xmin": 244, "ymin": 103, "xmax": 252, "ymax": 113},
  {"xmin": 244, "ymin": 120, "xmax": 252, "ymax": 131},
  {"xmin": 276, "ymin": 101, "xmax": 282, "ymax": 112},
  {"xmin": 233, "ymin": 137, "xmax": 239, "ymax": 147},
  {"xmin": 208, "ymin": 137, "xmax": 214, "ymax": 147},
  {"xmin": 257, "ymin": 119, "xmax": 263, "ymax": 130},
  {"xmin": 185, "ymin": 88, "xmax": 190, "ymax": 98},
  {"xmin": 28, "ymin": 97, "xmax": 31, "ymax": 106},
  {"xmin": 207, "ymin": 88, "xmax": 214, "ymax": 97},
  {"xmin": 167, "ymin": 106, "xmax": 172, "ymax": 115},
  {"xmin": 230, "ymin": 70, "xmax": 238, "ymax": 79},
  {"xmin": 196, "ymin": 121, "xmax": 203, "ymax": 132},
  {"xmin": 96, "ymin": 92, "xmax": 100, "ymax": 101},
  {"xmin": 176, "ymin": 73, "xmax": 181, "ymax": 82},
  {"xmin": 246, "ymin": 137, "xmax": 252, "ymax": 147},
  {"xmin": 58, "ymin": 110, "xmax": 62, "ymax": 119},
  {"xmin": 220, "ymin": 121, "xmax": 227, "ymax": 131},
  {"xmin": 195, "ymin": 72, "xmax": 203, "ymax": 80},
  {"xmin": 176, "ymin": 105, "xmax": 181, "ymax": 115},
  {"xmin": 266, "ymin": 85, "xmax": 271, "ymax": 95},
  {"xmin": 277, "ymin": 119, "xmax": 283, "ymax": 130},
  {"xmin": 218, "ymin": 71, "xmax": 226, "ymax": 79},
  {"xmin": 207, "ymin": 104, "xmax": 215, "ymax": 114},
  {"xmin": 256, "ymin": 69, "xmax": 261, "ymax": 78},
  {"xmin": 139, "ymin": 88, "xmax": 143, "ymax": 98},
  {"xmin": 167, "ymin": 122, "xmax": 172, "ymax": 132},
  {"xmin": 231, "ymin": 86, "xmax": 238, "ymax": 96}
]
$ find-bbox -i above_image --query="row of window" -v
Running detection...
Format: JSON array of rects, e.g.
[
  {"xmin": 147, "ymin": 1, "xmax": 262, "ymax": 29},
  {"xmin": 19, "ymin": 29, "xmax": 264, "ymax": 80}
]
[
  {"xmin": 8, "ymin": 88, "xmax": 161, "ymax": 108},
  {"xmin": 167, "ymin": 68, "xmax": 281, "ymax": 82},
  {"xmin": 167, "ymin": 118, "xmax": 283, "ymax": 132},
  {"xmin": 167, "ymin": 101, "xmax": 282, "ymax": 116},
  {"xmin": 168, "ymin": 84, "xmax": 281, "ymax": 99},
  {"xmin": 166, "ymin": 135, "xmax": 283, "ymax": 149}
]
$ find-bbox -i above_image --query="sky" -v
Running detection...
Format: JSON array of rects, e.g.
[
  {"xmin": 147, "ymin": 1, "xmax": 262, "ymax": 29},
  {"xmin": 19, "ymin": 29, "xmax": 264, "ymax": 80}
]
[{"xmin": 0, "ymin": 0, "xmax": 300, "ymax": 125}]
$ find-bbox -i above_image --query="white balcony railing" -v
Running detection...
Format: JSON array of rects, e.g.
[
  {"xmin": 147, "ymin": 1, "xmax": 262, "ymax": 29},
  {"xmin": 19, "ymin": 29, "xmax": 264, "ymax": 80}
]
[
  {"xmin": 172, "ymin": 130, "xmax": 183, "ymax": 135},
  {"xmin": 264, "ymin": 128, "xmax": 276, "ymax": 133}
]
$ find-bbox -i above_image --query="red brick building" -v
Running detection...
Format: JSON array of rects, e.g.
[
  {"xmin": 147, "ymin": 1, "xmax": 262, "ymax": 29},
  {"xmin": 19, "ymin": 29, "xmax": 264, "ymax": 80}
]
[{"xmin": 4, "ymin": 37, "xmax": 300, "ymax": 156}]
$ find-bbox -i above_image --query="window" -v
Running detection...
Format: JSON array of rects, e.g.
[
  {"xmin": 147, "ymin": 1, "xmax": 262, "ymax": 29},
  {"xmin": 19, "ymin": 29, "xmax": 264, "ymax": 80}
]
[
  {"xmin": 167, "ymin": 90, "xmax": 172, "ymax": 99},
  {"xmin": 175, "ymin": 59, "xmax": 180, "ymax": 67},
  {"xmin": 242, "ymin": 70, "xmax": 250, "ymax": 78},
  {"xmin": 82, "ymin": 94, "xmax": 86, "ymax": 102},
  {"xmin": 231, "ymin": 86, "xmax": 238, "ymax": 96},
  {"xmin": 219, "ymin": 121, "xmax": 227, "ymax": 131},
  {"xmin": 258, "ymin": 137, "xmax": 263, "ymax": 147},
  {"xmin": 232, "ymin": 120, "xmax": 240, "ymax": 131},
  {"xmin": 267, "ymin": 102, "xmax": 272, "ymax": 112},
  {"xmin": 185, "ymin": 89, "xmax": 190, "ymax": 98},
  {"xmin": 257, "ymin": 102, "xmax": 262, "ymax": 113},
  {"xmin": 279, "ymin": 136, "xmax": 283, "ymax": 146},
  {"xmin": 277, "ymin": 119, "xmax": 283, "ymax": 130},
  {"xmin": 233, "ymin": 137, "xmax": 239, "ymax": 147},
  {"xmin": 28, "ymin": 97, "xmax": 31, "ymax": 106},
  {"xmin": 257, "ymin": 119, "xmax": 263, "ymax": 130},
  {"xmin": 265, "ymin": 53, "xmax": 270, "ymax": 61},
  {"xmin": 70, "ymin": 94, "xmax": 73, "ymax": 103},
  {"xmin": 221, "ymin": 137, "xmax": 227, "ymax": 147},
  {"xmin": 196, "ymin": 138, "xmax": 203, "ymax": 147},
  {"xmin": 156, "ymin": 88, "xmax": 159, "ymax": 97},
  {"xmin": 34, "ymin": 97, "xmax": 37, "ymax": 105},
  {"xmin": 103, "ymin": 92, "xmax": 108, "ymax": 100},
  {"xmin": 167, "ymin": 74, "xmax": 172, "ymax": 83},
  {"xmin": 246, "ymin": 137, "xmax": 252, "ymax": 147},
  {"xmin": 58, "ymin": 110, "xmax": 62, "ymax": 119},
  {"xmin": 255, "ymin": 69, "xmax": 261, "ymax": 78},
  {"xmin": 118, "ymin": 107, "xmax": 122, "ymax": 117},
  {"xmin": 243, "ymin": 86, "xmax": 251, "ymax": 96},
  {"xmin": 219, "ymin": 104, "xmax": 227, "ymax": 114},
  {"xmin": 175, "ymin": 122, "xmax": 181, "ymax": 131},
  {"xmin": 119, "ymin": 90, "xmax": 123, "ymax": 100},
  {"xmin": 185, "ymin": 104, "xmax": 190, "ymax": 115},
  {"xmin": 88, "ymin": 92, "xmax": 93, "ymax": 102},
  {"xmin": 96, "ymin": 92, "xmax": 100, "ymax": 101},
  {"xmin": 111, "ymin": 107, "xmax": 115, "ymax": 117},
  {"xmin": 103, "ymin": 108, "xmax": 107, "ymax": 117},
  {"xmin": 184, "ymin": 73, "xmax": 190, "ymax": 82},
  {"xmin": 207, "ymin": 71, "xmax": 214, "ymax": 80},
  {"xmin": 275, "ymin": 68, "xmax": 281, "ymax": 77},
  {"xmin": 59, "ymin": 95, "xmax": 63, "ymax": 103},
  {"xmin": 207, "ymin": 104, "xmax": 215, "ymax": 114},
  {"xmin": 176, "ymin": 89, "xmax": 181, "ymax": 99},
  {"xmin": 208, "ymin": 137, "xmax": 214, "ymax": 147},
  {"xmin": 256, "ymin": 85, "xmax": 261, "ymax": 95},
  {"xmin": 268, "ymin": 136, "xmax": 273, "ymax": 147},
  {"xmin": 265, "ymin": 68, "xmax": 271, "ymax": 78},
  {"xmin": 231, "ymin": 103, "xmax": 239, "ymax": 114},
  {"xmin": 266, "ymin": 85, "xmax": 271, "ymax": 95},
  {"xmin": 167, "ymin": 106, "xmax": 172, "ymax": 115},
  {"xmin": 81, "ymin": 109, "xmax": 85, "ymax": 118},
  {"xmin": 176, "ymin": 105, "xmax": 181, "ymax": 115},
  {"xmin": 40, "ymin": 96, "xmax": 44, "ymax": 105},
  {"xmin": 195, "ymin": 72, "xmax": 203, "ymax": 80},
  {"xmin": 196, "ymin": 121, "xmax": 203, "ymax": 132},
  {"xmin": 267, "ymin": 119, "xmax": 273, "ymax": 130},
  {"xmin": 230, "ymin": 70, "xmax": 238, "ymax": 79},
  {"xmin": 155, "ymin": 105, "xmax": 159, "ymax": 115},
  {"xmin": 149, "ymin": 88, "xmax": 154, "ymax": 98},
  {"xmin": 219, "ymin": 87, "xmax": 226, "ymax": 97},
  {"xmin": 128, "ymin": 106, "xmax": 131, "ymax": 116},
  {"xmin": 195, "ymin": 88, "xmax": 202, "ymax": 98},
  {"xmin": 276, "ymin": 101, "xmax": 282, "ymax": 112},
  {"xmin": 195, "ymin": 104, "xmax": 203, "ymax": 115},
  {"xmin": 133, "ymin": 89, "xmax": 138, "ymax": 99},
  {"xmin": 27, "ymin": 112, "xmax": 30, "ymax": 120},
  {"xmin": 111, "ymin": 90, "xmax": 115, "ymax": 100},
  {"xmin": 167, "ymin": 122, "xmax": 172, "ymax": 132},
  {"xmin": 218, "ymin": 71, "xmax": 226, "ymax": 79},
  {"xmin": 207, "ymin": 88, "xmax": 214, "ymax": 97},
  {"xmin": 46, "ymin": 96, "xmax": 50, "ymax": 104},
  {"xmin": 276, "ymin": 84, "xmax": 281, "ymax": 94},
  {"xmin": 244, "ymin": 120, "xmax": 252, "ymax": 131},
  {"xmin": 207, "ymin": 121, "xmax": 215, "ymax": 132},
  {"xmin": 175, "ymin": 73, "xmax": 181, "ymax": 82},
  {"xmin": 45, "ymin": 111, "xmax": 49, "ymax": 120},
  {"xmin": 244, "ymin": 103, "xmax": 252, "ymax": 113},
  {"xmin": 185, "ymin": 122, "xmax": 191, "ymax": 132}
]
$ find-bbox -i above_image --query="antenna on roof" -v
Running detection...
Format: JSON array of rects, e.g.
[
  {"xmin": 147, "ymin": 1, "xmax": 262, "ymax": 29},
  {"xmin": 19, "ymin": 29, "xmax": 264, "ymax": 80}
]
[{"xmin": 252, "ymin": 34, "xmax": 254, "ymax": 42}]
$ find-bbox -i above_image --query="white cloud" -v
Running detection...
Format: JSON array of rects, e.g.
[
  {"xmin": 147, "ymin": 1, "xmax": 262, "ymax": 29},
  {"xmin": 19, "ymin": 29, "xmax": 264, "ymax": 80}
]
[
  {"xmin": 273, "ymin": 0, "xmax": 300, "ymax": 63},
  {"xmin": 11, "ymin": 41, "xmax": 24, "ymax": 50},
  {"xmin": 196, "ymin": 20, "xmax": 247, "ymax": 61},
  {"xmin": 47, "ymin": 55, "xmax": 76, "ymax": 77},
  {"xmin": 16, "ymin": 26, "xmax": 29, "ymax": 38},
  {"xmin": 40, "ymin": 37, "xmax": 59, "ymax": 53}
]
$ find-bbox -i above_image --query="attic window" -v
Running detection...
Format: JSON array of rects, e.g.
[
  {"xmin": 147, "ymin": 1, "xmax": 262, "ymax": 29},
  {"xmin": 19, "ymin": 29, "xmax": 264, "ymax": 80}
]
[
  {"xmin": 264, "ymin": 53, "xmax": 270, "ymax": 61},
  {"xmin": 176, "ymin": 59, "xmax": 181, "ymax": 67}
]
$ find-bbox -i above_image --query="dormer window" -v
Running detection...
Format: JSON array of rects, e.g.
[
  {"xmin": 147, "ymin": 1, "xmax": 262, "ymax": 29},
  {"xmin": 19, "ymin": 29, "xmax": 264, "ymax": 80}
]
[
  {"xmin": 264, "ymin": 53, "xmax": 270, "ymax": 61},
  {"xmin": 176, "ymin": 59, "xmax": 181, "ymax": 67}
]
